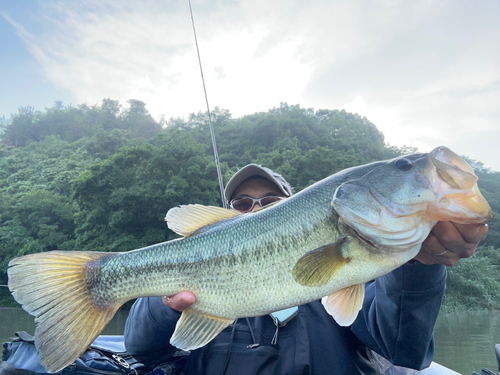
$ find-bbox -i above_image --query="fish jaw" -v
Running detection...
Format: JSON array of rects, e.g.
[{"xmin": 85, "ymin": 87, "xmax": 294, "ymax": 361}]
[{"xmin": 426, "ymin": 146, "xmax": 493, "ymax": 224}]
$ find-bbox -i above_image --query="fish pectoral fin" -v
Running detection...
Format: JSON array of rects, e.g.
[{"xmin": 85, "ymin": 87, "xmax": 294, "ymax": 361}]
[
  {"xmin": 292, "ymin": 238, "xmax": 350, "ymax": 287},
  {"xmin": 322, "ymin": 283, "xmax": 365, "ymax": 326},
  {"xmin": 165, "ymin": 204, "xmax": 241, "ymax": 237},
  {"xmin": 170, "ymin": 309, "xmax": 234, "ymax": 351}
]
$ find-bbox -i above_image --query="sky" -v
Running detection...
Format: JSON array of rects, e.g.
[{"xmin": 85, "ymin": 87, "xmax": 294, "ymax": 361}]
[{"xmin": 1, "ymin": 0, "xmax": 499, "ymax": 170}]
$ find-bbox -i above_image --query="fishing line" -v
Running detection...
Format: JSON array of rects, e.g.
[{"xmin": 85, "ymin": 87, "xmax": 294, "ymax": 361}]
[{"xmin": 188, "ymin": 0, "xmax": 228, "ymax": 209}]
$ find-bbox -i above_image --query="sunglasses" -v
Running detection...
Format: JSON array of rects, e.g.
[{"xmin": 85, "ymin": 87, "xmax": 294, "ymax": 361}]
[{"xmin": 230, "ymin": 195, "xmax": 285, "ymax": 212}]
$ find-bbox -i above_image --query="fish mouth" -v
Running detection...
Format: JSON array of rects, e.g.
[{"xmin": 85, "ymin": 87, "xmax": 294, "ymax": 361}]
[{"xmin": 427, "ymin": 146, "xmax": 493, "ymax": 224}]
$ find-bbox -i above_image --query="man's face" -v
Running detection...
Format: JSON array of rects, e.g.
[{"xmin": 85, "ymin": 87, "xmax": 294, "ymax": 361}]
[{"xmin": 231, "ymin": 177, "xmax": 286, "ymax": 212}]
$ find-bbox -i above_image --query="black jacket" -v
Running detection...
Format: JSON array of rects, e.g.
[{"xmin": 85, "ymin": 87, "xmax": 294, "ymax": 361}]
[{"xmin": 124, "ymin": 262, "xmax": 446, "ymax": 374}]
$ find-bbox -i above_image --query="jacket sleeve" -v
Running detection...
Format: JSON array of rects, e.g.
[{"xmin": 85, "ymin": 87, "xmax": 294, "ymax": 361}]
[
  {"xmin": 351, "ymin": 262, "xmax": 447, "ymax": 370},
  {"xmin": 124, "ymin": 297, "xmax": 181, "ymax": 365}
]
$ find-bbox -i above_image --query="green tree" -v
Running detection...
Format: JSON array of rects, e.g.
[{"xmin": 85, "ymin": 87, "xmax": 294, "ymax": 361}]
[
  {"xmin": 122, "ymin": 99, "xmax": 162, "ymax": 138},
  {"xmin": 443, "ymin": 247, "xmax": 500, "ymax": 310},
  {"xmin": 1, "ymin": 100, "xmax": 499, "ymax": 312},
  {"xmin": 463, "ymin": 157, "xmax": 500, "ymax": 249},
  {"xmin": 1, "ymin": 107, "xmax": 39, "ymax": 147},
  {"xmin": 72, "ymin": 132, "xmax": 222, "ymax": 252}
]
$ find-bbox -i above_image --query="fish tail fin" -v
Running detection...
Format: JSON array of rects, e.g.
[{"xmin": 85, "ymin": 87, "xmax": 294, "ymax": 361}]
[{"xmin": 8, "ymin": 251, "xmax": 121, "ymax": 373}]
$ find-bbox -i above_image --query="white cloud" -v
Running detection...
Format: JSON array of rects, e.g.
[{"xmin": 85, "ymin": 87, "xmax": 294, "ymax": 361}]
[{"xmin": 4, "ymin": 0, "xmax": 500, "ymax": 170}]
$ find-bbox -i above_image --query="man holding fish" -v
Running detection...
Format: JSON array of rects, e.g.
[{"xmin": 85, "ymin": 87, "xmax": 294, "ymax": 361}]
[
  {"xmin": 9, "ymin": 147, "xmax": 492, "ymax": 374},
  {"xmin": 124, "ymin": 160, "xmax": 489, "ymax": 374}
]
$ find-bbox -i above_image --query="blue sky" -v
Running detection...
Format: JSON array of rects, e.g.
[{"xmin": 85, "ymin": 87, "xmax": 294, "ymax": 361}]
[
  {"xmin": 1, "ymin": 1, "xmax": 73, "ymax": 117},
  {"xmin": 1, "ymin": 0, "xmax": 499, "ymax": 170}
]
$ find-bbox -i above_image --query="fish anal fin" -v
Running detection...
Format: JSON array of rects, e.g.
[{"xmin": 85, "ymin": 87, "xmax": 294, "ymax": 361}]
[
  {"xmin": 8, "ymin": 251, "xmax": 122, "ymax": 373},
  {"xmin": 171, "ymin": 309, "xmax": 233, "ymax": 351},
  {"xmin": 165, "ymin": 204, "xmax": 241, "ymax": 237},
  {"xmin": 322, "ymin": 283, "xmax": 365, "ymax": 326},
  {"xmin": 292, "ymin": 237, "xmax": 349, "ymax": 287}
]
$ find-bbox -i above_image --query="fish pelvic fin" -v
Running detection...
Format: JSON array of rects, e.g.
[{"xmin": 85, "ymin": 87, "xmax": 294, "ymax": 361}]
[
  {"xmin": 292, "ymin": 237, "xmax": 350, "ymax": 287},
  {"xmin": 8, "ymin": 251, "xmax": 120, "ymax": 373},
  {"xmin": 322, "ymin": 283, "xmax": 365, "ymax": 326},
  {"xmin": 165, "ymin": 204, "xmax": 241, "ymax": 237},
  {"xmin": 170, "ymin": 308, "xmax": 233, "ymax": 350}
]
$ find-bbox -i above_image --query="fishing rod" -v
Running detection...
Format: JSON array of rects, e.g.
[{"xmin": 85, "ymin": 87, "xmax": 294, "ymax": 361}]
[{"xmin": 188, "ymin": 0, "xmax": 228, "ymax": 209}]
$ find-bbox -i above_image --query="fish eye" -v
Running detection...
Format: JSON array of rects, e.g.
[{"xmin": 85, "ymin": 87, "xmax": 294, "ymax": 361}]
[
  {"xmin": 394, "ymin": 158, "xmax": 412, "ymax": 171},
  {"xmin": 335, "ymin": 187, "xmax": 345, "ymax": 198}
]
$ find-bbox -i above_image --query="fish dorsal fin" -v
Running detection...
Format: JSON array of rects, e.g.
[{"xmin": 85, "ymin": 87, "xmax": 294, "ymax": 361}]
[
  {"xmin": 165, "ymin": 204, "xmax": 241, "ymax": 237},
  {"xmin": 170, "ymin": 308, "xmax": 233, "ymax": 351},
  {"xmin": 322, "ymin": 283, "xmax": 365, "ymax": 326},
  {"xmin": 292, "ymin": 237, "xmax": 350, "ymax": 287}
]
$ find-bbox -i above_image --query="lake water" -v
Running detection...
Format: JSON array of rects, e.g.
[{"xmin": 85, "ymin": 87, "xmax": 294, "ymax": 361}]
[
  {"xmin": 432, "ymin": 310, "xmax": 500, "ymax": 374},
  {"xmin": 1, "ymin": 307, "xmax": 499, "ymax": 375}
]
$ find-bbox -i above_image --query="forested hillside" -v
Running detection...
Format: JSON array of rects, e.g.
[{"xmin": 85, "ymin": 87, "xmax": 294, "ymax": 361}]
[{"xmin": 1, "ymin": 100, "xmax": 499, "ymax": 309}]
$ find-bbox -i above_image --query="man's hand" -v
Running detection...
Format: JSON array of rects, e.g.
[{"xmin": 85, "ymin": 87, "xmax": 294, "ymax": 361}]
[
  {"xmin": 414, "ymin": 222, "xmax": 488, "ymax": 266},
  {"xmin": 163, "ymin": 292, "xmax": 196, "ymax": 312}
]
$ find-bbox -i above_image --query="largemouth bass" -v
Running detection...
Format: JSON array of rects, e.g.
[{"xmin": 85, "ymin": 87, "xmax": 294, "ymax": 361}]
[{"xmin": 8, "ymin": 146, "xmax": 493, "ymax": 372}]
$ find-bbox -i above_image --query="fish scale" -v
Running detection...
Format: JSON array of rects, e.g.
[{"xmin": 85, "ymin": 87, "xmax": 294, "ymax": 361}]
[{"xmin": 82, "ymin": 188, "xmax": 312, "ymax": 320}]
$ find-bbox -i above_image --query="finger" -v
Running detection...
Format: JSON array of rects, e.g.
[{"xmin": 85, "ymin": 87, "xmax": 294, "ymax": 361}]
[
  {"xmin": 415, "ymin": 221, "xmax": 487, "ymax": 267},
  {"xmin": 451, "ymin": 222, "xmax": 489, "ymax": 244},
  {"xmin": 418, "ymin": 233, "xmax": 459, "ymax": 266},
  {"xmin": 429, "ymin": 222, "xmax": 463, "ymax": 251},
  {"xmin": 414, "ymin": 250, "xmax": 459, "ymax": 267},
  {"xmin": 163, "ymin": 292, "xmax": 196, "ymax": 312},
  {"xmin": 429, "ymin": 222, "xmax": 478, "ymax": 256},
  {"xmin": 421, "ymin": 230, "xmax": 448, "ymax": 255},
  {"xmin": 413, "ymin": 250, "xmax": 459, "ymax": 267}
]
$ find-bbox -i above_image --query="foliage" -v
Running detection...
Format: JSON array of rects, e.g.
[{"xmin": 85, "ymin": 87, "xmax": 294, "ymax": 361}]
[
  {"xmin": 167, "ymin": 103, "xmax": 393, "ymax": 192},
  {"xmin": 457, "ymin": 156, "xmax": 500, "ymax": 249},
  {"xmin": 1, "ymin": 100, "xmax": 162, "ymax": 147},
  {"xmin": 72, "ymin": 133, "xmax": 222, "ymax": 252},
  {"xmin": 0, "ymin": 100, "xmax": 499, "ymax": 311},
  {"xmin": 443, "ymin": 246, "xmax": 500, "ymax": 311}
]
